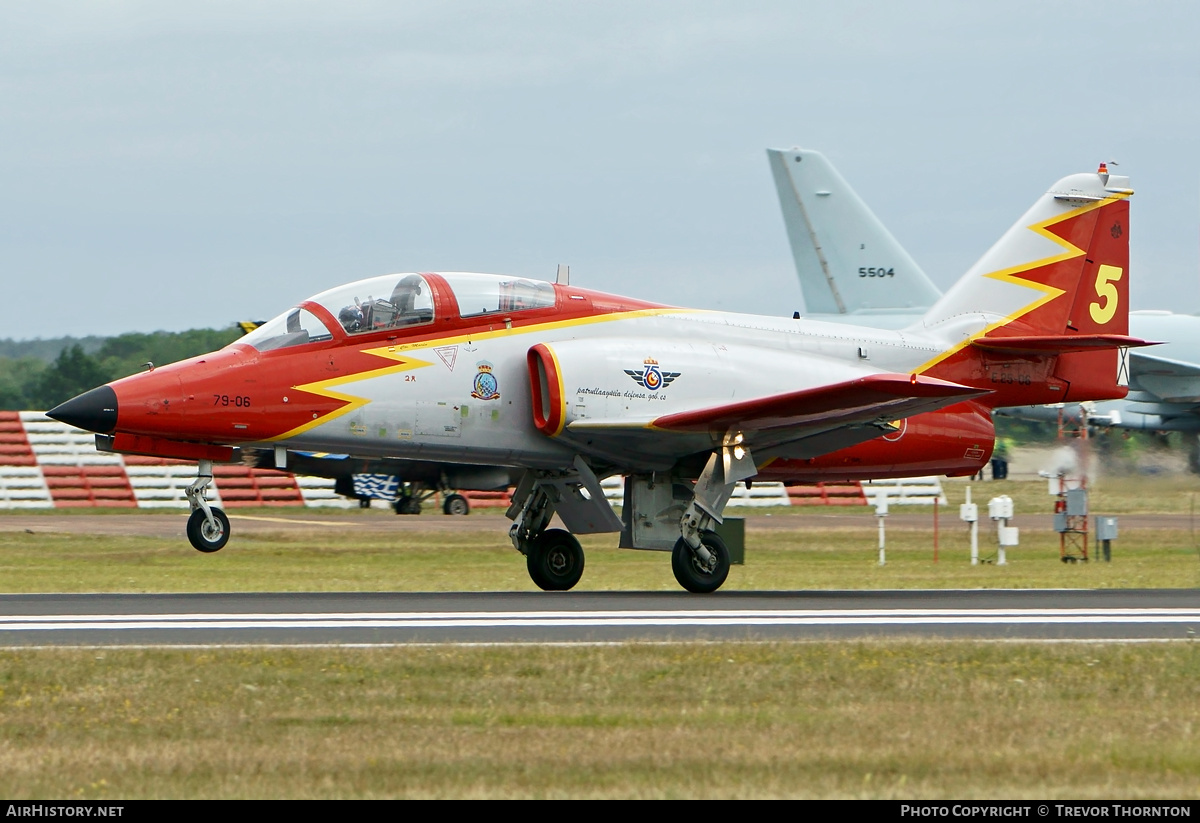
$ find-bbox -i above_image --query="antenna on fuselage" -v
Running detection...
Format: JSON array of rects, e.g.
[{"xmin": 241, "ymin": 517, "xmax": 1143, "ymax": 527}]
[{"xmin": 556, "ymin": 264, "xmax": 570, "ymax": 285}]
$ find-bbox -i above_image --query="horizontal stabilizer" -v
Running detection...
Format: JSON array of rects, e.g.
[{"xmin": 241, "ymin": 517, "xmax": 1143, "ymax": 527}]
[{"xmin": 970, "ymin": 334, "xmax": 1156, "ymax": 355}]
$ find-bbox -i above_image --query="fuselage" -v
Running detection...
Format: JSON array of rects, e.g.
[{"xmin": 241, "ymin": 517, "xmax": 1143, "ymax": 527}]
[{"xmin": 59, "ymin": 271, "xmax": 1002, "ymax": 479}]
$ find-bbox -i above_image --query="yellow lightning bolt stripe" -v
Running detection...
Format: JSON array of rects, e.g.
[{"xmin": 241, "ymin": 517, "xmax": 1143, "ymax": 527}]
[
  {"xmin": 268, "ymin": 307, "xmax": 696, "ymax": 441},
  {"xmin": 912, "ymin": 190, "xmax": 1131, "ymax": 375},
  {"xmin": 266, "ymin": 354, "xmax": 434, "ymax": 441}
]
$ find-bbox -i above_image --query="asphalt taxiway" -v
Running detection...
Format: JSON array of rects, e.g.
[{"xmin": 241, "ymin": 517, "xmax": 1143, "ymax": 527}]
[{"xmin": 1, "ymin": 589, "xmax": 1197, "ymax": 646}]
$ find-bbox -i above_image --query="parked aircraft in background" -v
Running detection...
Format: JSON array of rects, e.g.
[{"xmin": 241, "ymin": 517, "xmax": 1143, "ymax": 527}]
[
  {"xmin": 768, "ymin": 147, "xmax": 1200, "ymax": 441},
  {"xmin": 48, "ymin": 167, "xmax": 1139, "ymax": 593}
]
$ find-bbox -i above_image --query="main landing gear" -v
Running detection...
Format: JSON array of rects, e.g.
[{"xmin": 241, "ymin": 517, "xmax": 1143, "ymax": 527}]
[
  {"xmin": 508, "ymin": 476, "xmax": 586, "ymax": 591},
  {"xmin": 507, "ymin": 448, "xmax": 744, "ymax": 593},
  {"xmin": 184, "ymin": 459, "xmax": 229, "ymax": 552}
]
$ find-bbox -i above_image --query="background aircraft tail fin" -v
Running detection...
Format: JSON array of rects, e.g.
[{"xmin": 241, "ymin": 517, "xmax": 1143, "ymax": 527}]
[
  {"xmin": 916, "ymin": 166, "xmax": 1141, "ymax": 405},
  {"xmin": 767, "ymin": 147, "xmax": 941, "ymax": 317}
]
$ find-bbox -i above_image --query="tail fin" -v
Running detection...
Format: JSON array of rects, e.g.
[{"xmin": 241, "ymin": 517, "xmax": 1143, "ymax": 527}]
[
  {"xmin": 915, "ymin": 165, "xmax": 1145, "ymax": 405},
  {"xmin": 767, "ymin": 147, "xmax": 941, "ymax": 317}
]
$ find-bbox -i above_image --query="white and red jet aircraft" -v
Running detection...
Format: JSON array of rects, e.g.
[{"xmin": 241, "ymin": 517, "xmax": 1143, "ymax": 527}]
[{"xmin": 49, "ymin": 165, "xmax": 1143, "ymax": 593}]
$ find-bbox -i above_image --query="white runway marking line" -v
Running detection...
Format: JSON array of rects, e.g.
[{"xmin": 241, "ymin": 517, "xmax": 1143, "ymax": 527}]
[{"xmin": 0, "ymin": 608, "xmax": 1197, "ymax": 631}]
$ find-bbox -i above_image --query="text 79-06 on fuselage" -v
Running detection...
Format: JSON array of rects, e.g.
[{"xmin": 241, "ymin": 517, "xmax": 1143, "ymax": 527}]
[{"xmin": 49, "ymin": 166, "xmax": 1144, "ymax": 593}]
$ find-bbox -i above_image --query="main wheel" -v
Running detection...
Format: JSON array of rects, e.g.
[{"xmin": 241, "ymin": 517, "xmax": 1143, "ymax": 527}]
[
  {"xmin": 187, "ymin": 507, "xmax": 230, "ymax": 553},
  {"xmin": 442, "ymin": 493, "xmax": 470, "ymax": 516},
  {"xmin": 671, "ymin": 531, "xmax": 730, "ymax": 593},
  {"xmin": 526, "ymin": 528, "xmax": 585, "ymax": 591},
  {"xmin": 393, "ymin": 496, "xmax": 422, "ymax": 515}
]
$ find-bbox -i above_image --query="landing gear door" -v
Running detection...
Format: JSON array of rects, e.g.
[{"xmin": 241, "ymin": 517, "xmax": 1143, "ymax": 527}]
[
  {"xmin": 548, "ymin": 456, "xmax": 623, "ymax": 535},
  {"xmin": 552, "ymin": 484, "xmax": 623, "ymax": 535}
]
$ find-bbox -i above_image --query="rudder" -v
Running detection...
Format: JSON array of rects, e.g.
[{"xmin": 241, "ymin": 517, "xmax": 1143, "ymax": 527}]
[{"xmin": 916, "ymin": 165, "xmax": 1142, "ymax": 406}]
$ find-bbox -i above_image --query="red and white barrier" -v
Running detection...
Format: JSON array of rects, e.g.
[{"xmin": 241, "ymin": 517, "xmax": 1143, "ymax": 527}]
[
  {"xmin": 0, "ymin": 412, "xmax": 350, "ymax": 509},
  {"xmin": 0, "ymin": 411, "xmax": 945, "ymax": 510}
]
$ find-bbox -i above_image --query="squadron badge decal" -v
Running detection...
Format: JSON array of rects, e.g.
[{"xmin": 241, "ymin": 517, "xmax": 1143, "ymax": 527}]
[
  {"xmin": 624, "ymin": 358, "xmax": 679, "ymax": 392},
  {"xmin": 471, "ymin": 361, "xmax": 500, "ymax": 400}
]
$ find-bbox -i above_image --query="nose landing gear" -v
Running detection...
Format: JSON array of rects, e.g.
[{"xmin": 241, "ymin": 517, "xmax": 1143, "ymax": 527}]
[{"xmin": 184, "ymin": 459, "xmax": 230, "ymax": 553}]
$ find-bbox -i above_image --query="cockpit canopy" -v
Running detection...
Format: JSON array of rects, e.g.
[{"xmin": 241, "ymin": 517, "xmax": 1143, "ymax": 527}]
[{"xmin": 238, "ymin": 272, "xmax": 557, "ymax": 352}]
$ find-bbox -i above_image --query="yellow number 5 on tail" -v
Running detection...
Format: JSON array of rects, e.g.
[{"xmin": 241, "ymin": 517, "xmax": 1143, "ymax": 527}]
[{"xmin": 1089, "ymin": 265, "xmax": 1123, "ymax": 325}]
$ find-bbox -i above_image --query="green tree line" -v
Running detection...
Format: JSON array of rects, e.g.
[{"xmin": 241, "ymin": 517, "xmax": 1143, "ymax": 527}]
[{"xmin": 0, "ymin": 328, "xmax": 242, "ymax": 411}]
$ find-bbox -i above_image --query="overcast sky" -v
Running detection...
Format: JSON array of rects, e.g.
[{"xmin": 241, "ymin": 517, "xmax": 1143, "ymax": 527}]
[{"xmin": 1, "ymin": 1, "xmax": 1197, "ymax": 340}]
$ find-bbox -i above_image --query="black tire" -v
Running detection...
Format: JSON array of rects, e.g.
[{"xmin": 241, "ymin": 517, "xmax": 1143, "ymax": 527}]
[
  {"xmin": 442, "ymin": 493, "xmax": 470, "ymax": 516},
  {"xmin": 393, "ymin": 496, "xmax": 421, "ymax": 515},
  {"xmin": 526, "ymin": 528, "xmax": 585, "ymax": 591},
  {"xmin": 186, "ymin": 507, "xmax": 230, "ymax": 553},
  {"xmin": 671, "ymin": 531, "xmax": 730, "ymax": 593}
]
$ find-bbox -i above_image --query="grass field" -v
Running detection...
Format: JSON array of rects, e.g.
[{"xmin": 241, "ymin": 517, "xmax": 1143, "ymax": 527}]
[
  {"xmin": 1, "ymin": 515, "xmax": 1198, "ymax": 593},
  {"xmin": 1, "ymin": 475, "xmax": 1199, "ymax": 798},
  {"xmin": 0, "ymin": 642, "xmax": 1197, "ymax": 799},
  {"xmin": 0, "ymin": 525, "xmax": 1199, "ymax": 593}
]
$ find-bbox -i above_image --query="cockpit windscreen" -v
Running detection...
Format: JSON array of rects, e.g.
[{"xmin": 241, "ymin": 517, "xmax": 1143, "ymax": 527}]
[{"xmin": 239, "ymin": 308, "xmax": 334, "ymax": 352}]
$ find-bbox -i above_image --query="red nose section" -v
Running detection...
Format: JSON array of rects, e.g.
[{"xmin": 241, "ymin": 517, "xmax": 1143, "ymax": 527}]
[{"xmin": 103, "ymin": 345, "xmax": 353, "ymax": 444}]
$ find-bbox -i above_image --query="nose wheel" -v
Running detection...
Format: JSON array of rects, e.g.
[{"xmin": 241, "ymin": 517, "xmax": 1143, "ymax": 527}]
[
  {"xmin": 187, "ymin": 506, "xmax": 230, "ymax": 553},
  {"xmin": 184, "ymin": 458, "xmax": 230, "ymax": 553}
]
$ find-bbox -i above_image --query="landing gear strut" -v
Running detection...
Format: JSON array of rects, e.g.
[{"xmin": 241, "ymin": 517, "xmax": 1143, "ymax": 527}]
[
  {"xmin": 184, "ymin": 459, "xmax": 229, "ymax": 553},
  {"xmin": 509, "ymin": 476, "xmax": 563, "ymax": 590}
]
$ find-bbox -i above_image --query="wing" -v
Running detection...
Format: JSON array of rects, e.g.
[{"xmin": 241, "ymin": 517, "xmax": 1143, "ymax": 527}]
[
  {"xmin": 563, "ymin": 373, "xmax": 989, "ymax": 469},
  {"xmin": 1128, "ymin": 352, "xmax": 1200, "ymax": 404}
]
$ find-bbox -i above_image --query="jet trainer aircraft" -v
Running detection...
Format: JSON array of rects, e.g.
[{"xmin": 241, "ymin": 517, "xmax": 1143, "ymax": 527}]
[
  {"xmin": 49, "ymin": 166, "xmax": 1141, "ymax": 593},
  {"xmin": 769, "ymin": 147, "xmax": 1200, "ymax": 440}
]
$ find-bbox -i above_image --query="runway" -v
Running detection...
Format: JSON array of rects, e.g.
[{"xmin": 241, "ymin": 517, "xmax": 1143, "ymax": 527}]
[{"xmin": 2, "ymin": 589, "xmax": 1197, "ymax": 646}]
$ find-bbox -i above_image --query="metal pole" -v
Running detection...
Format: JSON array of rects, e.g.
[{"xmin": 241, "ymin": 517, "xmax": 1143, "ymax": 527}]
[
  {"xmin": 966, "ymin": 486, "xmax": 978, "ymax": 566},
  {"xmin": 875, "ymin": 491, "xmax": 888, "ymax": 566},
  {"xmin": 997, "ymin": 517, "xmax": 1008, "ymax": 566},
  {"xmin": 933, "ymin": 497, "xmax": 939, "ymax": 563}
]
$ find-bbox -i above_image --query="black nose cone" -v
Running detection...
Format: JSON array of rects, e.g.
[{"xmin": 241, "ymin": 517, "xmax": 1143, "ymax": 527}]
[{"xmin": 46, "ymin": 385, "xmax": 118, "ymax": 434}]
